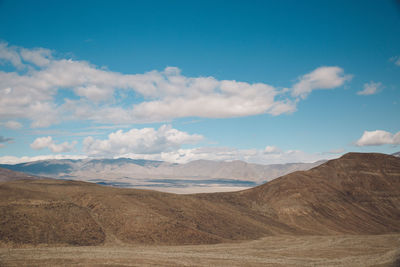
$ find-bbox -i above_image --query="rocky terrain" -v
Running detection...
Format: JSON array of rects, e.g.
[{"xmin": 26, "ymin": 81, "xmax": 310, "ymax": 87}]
[
  {"xmin": 1, "ymin": 152, "xmax": 400, "ymax": 266},
  {"xmin": 0, "ymin": 152, "xmax": 399, "ymax": 247}
]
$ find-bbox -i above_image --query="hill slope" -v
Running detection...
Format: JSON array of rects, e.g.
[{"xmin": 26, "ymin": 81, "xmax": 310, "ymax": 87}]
[
  {"xmin": 0, "ymin": 167, "xmax": 41, "ymax": 182},
  {"xmin": 0, "ymin": 153, "xmax": 399, "ymax": 247},
  {"xmin": 236, "ymin": 152, "xmax": 400, "ymax": 234}
]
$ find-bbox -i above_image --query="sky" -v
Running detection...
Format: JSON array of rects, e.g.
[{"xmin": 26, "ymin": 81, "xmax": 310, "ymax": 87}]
[{"xmin": 0, "ymin": 0, "xmax": 399, "ymax": 165}]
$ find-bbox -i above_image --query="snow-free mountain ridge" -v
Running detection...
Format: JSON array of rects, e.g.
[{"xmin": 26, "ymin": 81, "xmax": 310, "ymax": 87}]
[{"xmin": 0, "ymin": 158, "xmax": 325, "ymax": 193}]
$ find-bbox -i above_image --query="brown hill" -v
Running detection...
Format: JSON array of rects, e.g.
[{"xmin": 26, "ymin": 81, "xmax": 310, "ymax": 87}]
[
  {"xmin": 236, "ymin": 152, "xmax": 400, "ymax": 234},
  {"xmin": 0, "ymin": 152, "xmax": 399, "ymax": 247},
  {"xmin": 0, "ymin": 167, "xmax": 40, "ymax": 182}
]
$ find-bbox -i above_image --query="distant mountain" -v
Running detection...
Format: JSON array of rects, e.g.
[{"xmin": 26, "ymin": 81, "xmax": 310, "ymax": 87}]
[
  {"xmin": 0, "ymin": 158, "xmax": 325, "ymax": 193},
  {"xmin": 0, "ymin": 152, "xmax": 399, "ymax": 247}
]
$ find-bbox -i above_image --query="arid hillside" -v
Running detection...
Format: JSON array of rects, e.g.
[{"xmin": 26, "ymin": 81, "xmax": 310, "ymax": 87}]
[
  {"xmin": 0, "ymin": 168, "xmax": 41, "ymax": 182},
  {"xmin": 236, "ymin": 152, "xmax": 400, "ymax": 234},
  {"xmin": 0, "ymin": 152, "xmax": 399, "ymax": 247}
]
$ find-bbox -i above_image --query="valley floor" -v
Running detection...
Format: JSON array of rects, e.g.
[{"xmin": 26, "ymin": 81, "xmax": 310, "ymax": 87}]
[{"xmin": 1, "ymin": 234, "xmax": 399, "ymax": 267}]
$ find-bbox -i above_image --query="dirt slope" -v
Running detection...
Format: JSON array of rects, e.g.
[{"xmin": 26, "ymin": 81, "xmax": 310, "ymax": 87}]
[
  {"xmin": 235, "ymin": 152, "xmax": 400, "ymax": 234},
  {"xmin": 0, "ymin": 167, "xmax": 40, "ymax": 182},
  {"xmin": 0, "ymin": 152, "xmax": 399, "ymax": 247}
]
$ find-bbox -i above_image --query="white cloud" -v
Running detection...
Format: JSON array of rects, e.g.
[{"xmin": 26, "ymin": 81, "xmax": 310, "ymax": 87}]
[
  {"xmin": 0, "ymin": 43, "xmax": 350, "ymax": 127},
  {"xmin": 83, "ymin": 125, "xmax": 203, "ymax": 156},
  {"xmin": 0, "ymin": 42, "xmax": 23, "ymax": 68},
  {"xmin": 59, "ymin": 67, "xmax": 297, "ymax": 123},
  {"xmin": 30, "ymin": 136, "xmax": 77, "ymax": 153},
  {"xmin": 0, "ymin": 154, "xmax": 87, "ymax": 164},
  {"xmin": 355, "ymin": 130, "xmax": 400, "ymax": 146},
  {"xmin": 292, "ymin": 66, "xmax": 352, "ymax": 99},
  {"xmin": 20, "ymin": 47, "xmax": 52, "ymax": 67},
  {"xmin": 264, "ymin": 145, "xmax": 281, "ymax": 154},
  {"xmin": 0, "ymin": 42, "xmax": 52, "ymax": 69},
  {"xmin": 357, "ymin": 81, "xmax": 383, "ymax": 95},
  {"xmin": 1, "ymin": 120, "xmax": 22, "ymax": 129},
  {"xmin": 0, "ymin": 42, "xmax": 352, "ymax": 128},
  {"xmin": 74, "ymin": 85, "xmax": 113, "ymax": 102}
]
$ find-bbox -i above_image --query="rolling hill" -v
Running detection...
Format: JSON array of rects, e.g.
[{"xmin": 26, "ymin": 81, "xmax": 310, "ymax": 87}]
[{"xmin": 0, "ymin": 152, "xmax": 399, "ymax": 247}]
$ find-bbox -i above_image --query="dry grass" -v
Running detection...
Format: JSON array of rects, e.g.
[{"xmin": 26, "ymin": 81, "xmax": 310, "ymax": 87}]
[{"xmin": 1, "ymin": 234, "xmax": 399, "ymax": 266}]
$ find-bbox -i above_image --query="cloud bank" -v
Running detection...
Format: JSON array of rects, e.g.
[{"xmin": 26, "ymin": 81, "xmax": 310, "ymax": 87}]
[
  {"xmin": 83, "ymin": 125, "xmax": 203, "ymax": 156},
  {"xmin": 0, "ymin": 42, "xmax": 352, "ymax": 128}
]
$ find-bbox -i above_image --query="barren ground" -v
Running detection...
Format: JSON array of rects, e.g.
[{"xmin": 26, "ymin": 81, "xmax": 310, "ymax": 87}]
[{"xmin": 1, "ymin": 234, "xmax": 399, "ymax": 267}]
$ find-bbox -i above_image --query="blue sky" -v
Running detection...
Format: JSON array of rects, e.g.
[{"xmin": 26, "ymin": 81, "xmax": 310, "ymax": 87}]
[{"xmin": 0, "ymin": 0, "xmax": 399, "ymax": 164}]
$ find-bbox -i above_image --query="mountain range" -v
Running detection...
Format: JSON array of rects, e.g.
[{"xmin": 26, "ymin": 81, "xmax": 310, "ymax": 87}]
[{"xmin": 0, "ymin": 158, "xmax": 325, "ymax": 193}]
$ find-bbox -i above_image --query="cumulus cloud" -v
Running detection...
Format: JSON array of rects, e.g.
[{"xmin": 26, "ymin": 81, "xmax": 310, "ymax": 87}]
[
  {"xmin": 355, "ymin": 130, "xmax": 400, "ymax": 146},
  {"xmin": 264, "ymin": 145, "xmax": 281, "ymax": 154},
  {"xmin": 292, "ymin": 66, "xmax": 352, "ymax": 99},
  {"xmin": 30, "ymin": 136, "xmax": 77, "ymax": 153},
  {"xmin": 83, "ymin": 125, "xmax": 203, "ymax": 156},
  {"xmin": 0, "ymin": 42, "xmax": 352, "ymax": 128},
  {"xmin": 357, "ymin": 81, "xmax": 383, "ymax": 95},
  {"xmin": 20, "ymin": 47, "xmax": 52, "ymax": 67},
  {"xmin": 83, "ymin": 134, "xmax": 331, "ymax": 164},
  {"xmin": 0, "ymin": 42, "xmax": 24, "ymax": 68}
]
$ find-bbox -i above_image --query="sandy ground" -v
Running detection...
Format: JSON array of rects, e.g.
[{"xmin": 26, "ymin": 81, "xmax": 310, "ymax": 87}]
[{"xmin": 1, "ymin": 234, "xmax": 399, "ymax": 267}]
